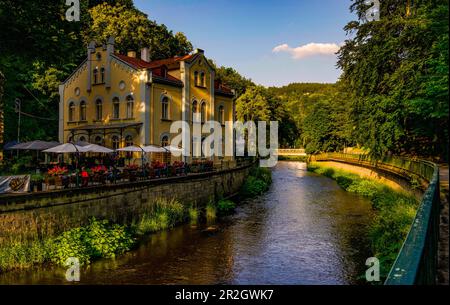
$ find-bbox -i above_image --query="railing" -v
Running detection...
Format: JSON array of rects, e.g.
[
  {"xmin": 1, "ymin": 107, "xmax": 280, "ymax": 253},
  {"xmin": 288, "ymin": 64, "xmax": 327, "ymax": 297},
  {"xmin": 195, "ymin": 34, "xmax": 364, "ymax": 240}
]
[
  {"xmin": 276, "ymin": 148, "xmax": 306, "ymax": 156},
  {"xmin": 311, "ymin": 152, "xmax": 440, "ymax": 285}
]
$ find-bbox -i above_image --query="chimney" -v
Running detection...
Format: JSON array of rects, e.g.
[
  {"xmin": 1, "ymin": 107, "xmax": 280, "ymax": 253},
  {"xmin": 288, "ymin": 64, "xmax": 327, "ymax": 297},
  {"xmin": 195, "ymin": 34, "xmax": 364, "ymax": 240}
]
[
  {"xmin": 141, "ymin": 47, "xmax": 150, "ymax": 62},
  {"xmin": 106, "ymin": 36, "xmax": 115, "ymax": 54},
  {"xmin": 127, "ymin": 50, "xmax": 137, "ymax": 58}
]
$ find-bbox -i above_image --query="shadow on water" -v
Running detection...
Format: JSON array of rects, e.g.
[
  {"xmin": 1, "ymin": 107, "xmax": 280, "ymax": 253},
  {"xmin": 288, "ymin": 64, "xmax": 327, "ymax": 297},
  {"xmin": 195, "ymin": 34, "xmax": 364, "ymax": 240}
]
[{"xmin": 0, "ymin": 161, "xmax": 374, "ymax": 285}]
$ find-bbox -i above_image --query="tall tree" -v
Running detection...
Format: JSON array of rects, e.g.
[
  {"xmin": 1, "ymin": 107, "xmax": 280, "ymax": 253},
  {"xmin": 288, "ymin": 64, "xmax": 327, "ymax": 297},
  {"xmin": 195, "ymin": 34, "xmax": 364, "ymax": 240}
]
[{"xmin": 337, "ymin": 0, "xmax": 449, "ymax": 159}]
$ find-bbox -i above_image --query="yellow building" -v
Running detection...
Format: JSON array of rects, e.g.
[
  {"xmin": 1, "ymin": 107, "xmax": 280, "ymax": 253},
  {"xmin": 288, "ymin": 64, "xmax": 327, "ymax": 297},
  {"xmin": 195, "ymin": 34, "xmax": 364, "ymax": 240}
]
[{"xmin": 59, "ymin": 37, "xmax": 235, "ymax": 164}]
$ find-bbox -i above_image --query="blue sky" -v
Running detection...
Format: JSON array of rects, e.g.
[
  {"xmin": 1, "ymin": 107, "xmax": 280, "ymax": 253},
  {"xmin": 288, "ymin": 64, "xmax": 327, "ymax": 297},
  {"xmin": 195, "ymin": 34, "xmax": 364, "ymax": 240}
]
[{"xmin": 134, "ymin": 0, "xmax": 355, "ymax": 87}]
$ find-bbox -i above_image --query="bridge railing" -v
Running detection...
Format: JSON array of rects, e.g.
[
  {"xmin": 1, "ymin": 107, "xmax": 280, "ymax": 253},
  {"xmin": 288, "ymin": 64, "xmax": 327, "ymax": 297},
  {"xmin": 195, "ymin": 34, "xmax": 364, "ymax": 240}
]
[{"xmin": 310, "ymin": 152, "xmax": 440, "ymax": 285}]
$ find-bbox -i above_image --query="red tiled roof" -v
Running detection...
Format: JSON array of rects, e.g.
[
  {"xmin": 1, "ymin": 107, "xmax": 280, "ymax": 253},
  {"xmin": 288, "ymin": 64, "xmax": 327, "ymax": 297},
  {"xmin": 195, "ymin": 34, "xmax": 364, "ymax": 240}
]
[
  {"xmin": 115, "ymin": 53, "xmax": 194, "ymax": 69},
  {"xmin": 114, "ymin": 53, "xmax": 233, "ymax": 95}
]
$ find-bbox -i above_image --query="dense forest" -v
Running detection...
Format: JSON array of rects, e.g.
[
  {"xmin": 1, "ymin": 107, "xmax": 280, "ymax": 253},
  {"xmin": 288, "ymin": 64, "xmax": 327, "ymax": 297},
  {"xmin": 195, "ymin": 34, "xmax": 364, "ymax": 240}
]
[
  {"xmin": 0, "ymin": 0, "xmax": 448, "ymax": 161},
  {"xmin": 235, "ymin": 0, "xmax": 449, "ymax": 161}
]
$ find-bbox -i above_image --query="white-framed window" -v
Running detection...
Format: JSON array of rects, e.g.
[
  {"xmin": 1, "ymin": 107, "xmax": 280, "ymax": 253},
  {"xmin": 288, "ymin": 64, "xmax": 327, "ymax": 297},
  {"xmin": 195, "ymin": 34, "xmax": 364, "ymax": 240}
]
[
  {"xmin": 161, "ymin": 135, "xmax": 169, "ymax": 147},
  {"xmin": 194, "ymin": 71, "xmax": 199, "ymax": 86},
  {"xmin": 192, "ymin": 100, "xmax": 198, "ymax": 122},
  {"xmin": 161, "ymin": 96, "xmax": 169, "ymax": 120},
  {"xmin": 200, "ymin": 72, "xmax": 205, "ymax": 87},
  {"xmin": 125, "ymin": 135, "xmax": 133, "ymax": 147},
  {"xmin": 112, "ymin": 97, "xmax": 120, "ymax": 119},
  {"xmin": 218, "ymin": 105, "xmax": 225, "ymax": 124},
  {"xmin": 69, "ymin": 102, "xmax": 75, "ymax": 122},
  {"xmin": 201, "ymin": 101, "xmax": 206, "ymax": 123},
  {"xmin": 93, "ymin": 68, "xmax": 99, "ymax": 84},
  {"xmin": 100, "ymin": 67, "xmax": 105, "ymax": 83},
  {"xmin": 95, "ymin": 99, "xmax": 102, "ymax": 120},
  {"xmin": 80, "ymin": 101, "xmax": 87, "ymax": 121},
  {"xmin": 126, "ymin": 95, "xmax": 134, "ymax": 118}
]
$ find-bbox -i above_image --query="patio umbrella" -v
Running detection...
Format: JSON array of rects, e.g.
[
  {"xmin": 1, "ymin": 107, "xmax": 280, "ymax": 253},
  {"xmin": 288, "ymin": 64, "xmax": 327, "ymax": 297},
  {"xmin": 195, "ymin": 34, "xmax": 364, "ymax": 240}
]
[
  {"xmin": 142, "ymin": 145, "xmax": 167, "ymax": 153},
  {"xmin": 80, "ymin": 144, "xmax": 114, "ymax": 153},
  {"xmin": 9, "ymin": 140, "xmax": 60, "ymax": 151},
  {"xmin": 42, "ymin": 143, "xmax": 84, "ymax": 153},
  {"xmin": 116, "ymin": 145, "xmax": 145, "ymax": 168},
  {"xmin": 116, "ymin": 145, "xmax": 145, "ymax": 152},
  {"xmin": 163, "ymin": 145, "xmax": 183, "ymax": 153}
]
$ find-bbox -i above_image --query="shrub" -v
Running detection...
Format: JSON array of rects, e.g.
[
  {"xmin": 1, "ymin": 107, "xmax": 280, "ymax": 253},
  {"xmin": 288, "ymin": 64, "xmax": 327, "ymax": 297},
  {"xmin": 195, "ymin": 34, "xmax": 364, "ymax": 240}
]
[
  {"xmin": 206, "ymin": 202, "xmax": 217, "ymax": 221},
  {"xmin": 50, "ymin": 218, "xmax": 134, "ymax": 266},
  {"xmin": 240, "ymin": 176, "xmax": 268, "ymax": 197},
  {"xmin": 217, "ymin": 199, "xmax": 236, "ymax": 215},
  {"xmin": 347, "ymin": 180, "xmax": 380, "ymax": 198}
]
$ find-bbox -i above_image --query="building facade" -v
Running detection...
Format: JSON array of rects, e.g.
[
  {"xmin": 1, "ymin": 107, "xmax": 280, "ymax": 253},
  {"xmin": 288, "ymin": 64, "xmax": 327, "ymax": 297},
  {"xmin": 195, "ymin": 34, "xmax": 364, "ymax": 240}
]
[{"xmin": 59, "ymin": 37, "xmax": 235, "ymax": 163}]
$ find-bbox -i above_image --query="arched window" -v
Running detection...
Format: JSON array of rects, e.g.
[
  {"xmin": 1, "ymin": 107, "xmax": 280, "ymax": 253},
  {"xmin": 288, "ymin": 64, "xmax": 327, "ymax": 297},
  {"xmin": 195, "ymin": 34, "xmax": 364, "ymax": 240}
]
[
  {"xmin": 80, "ymin": 101, "xmax": 87, "ymax": 121},
  {"xmin": 200, "ymin": 72, "xmax": 205, "ymax": 87},
  {"xmin": 161, "ymin": 135, "xmax": 169, "ymax": 147},
  {"xmin": 192, "ymin": 100, "xmax": 198, "ymax": 122},
  {"xmin": 125, "ymin": 135, "xmax": 133, "ymax": 147},
  {"xmin": 79, "ymin": 136, "xmax": 86, "ymax": 142},
  {"xmin": 69, "ymin": 102, "xmax": 75, "ymax": 122},
  {"xmin": 201, "ymin": 102, "xmax": 206, "ymax": 123},
  {"xmin": 95, "ymin": 99, "xmax": 102, "ymax": 120},
  {"xmin": 218, "ymin": 105, "xmax": 225, "ymax": 124},
  {"xmin": 94, "ymin": 136, "xmax": 102, "ymax": 145},
  {"xmin": 112, "ymin": 97, "xmax": 120, "ymax": 119},
  {"xmin": 194, "ymin": 71, "xmax": 199, "ymax": 86},
  {"xmin": 126, "ymin": 95, "xmax": 134, "ymax": 118},
  {"xmin": 112, "ymin": 136, "xmax": 120, "ymax": 150},
  {"xmin": 161, "ymin": 96, "xmax": 169, "ymax": 120},
  {"xmin": 100, "ymin": 67, "xmax": 105, "ymax": 83},
  {"xmin": 93, "ymin": 68, "xmax": 98, "ymax": 84}
]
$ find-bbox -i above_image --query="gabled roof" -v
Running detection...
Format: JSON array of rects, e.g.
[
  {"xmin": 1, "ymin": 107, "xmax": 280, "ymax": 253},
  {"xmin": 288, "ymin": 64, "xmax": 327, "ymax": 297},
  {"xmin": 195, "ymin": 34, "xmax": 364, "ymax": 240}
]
[
  {"xmin": 214, "ymin": 80, "xmax": 234, "ymax": 96},
  {"xmin": 114, "ymin": 53, "xmax": 195, "ymax": 70}
]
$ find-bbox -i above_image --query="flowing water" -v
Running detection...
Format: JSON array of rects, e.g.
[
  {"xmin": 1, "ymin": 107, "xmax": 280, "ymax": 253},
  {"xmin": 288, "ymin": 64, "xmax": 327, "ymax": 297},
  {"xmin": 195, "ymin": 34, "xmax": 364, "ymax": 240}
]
[{"xmin": 0, "ymin": 161, "xmax": 374, "ymax": 285}]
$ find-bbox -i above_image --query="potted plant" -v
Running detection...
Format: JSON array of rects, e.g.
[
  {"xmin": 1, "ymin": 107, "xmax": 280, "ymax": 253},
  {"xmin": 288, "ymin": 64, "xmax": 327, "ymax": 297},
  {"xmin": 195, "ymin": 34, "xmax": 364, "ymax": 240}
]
[{"xmin": 30, "ymin": 174, "xmax": 44, "ymax": 192}]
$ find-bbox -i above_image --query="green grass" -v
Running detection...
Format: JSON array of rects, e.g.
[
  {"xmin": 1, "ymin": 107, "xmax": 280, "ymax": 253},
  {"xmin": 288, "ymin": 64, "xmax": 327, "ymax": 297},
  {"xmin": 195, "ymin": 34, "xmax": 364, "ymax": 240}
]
[
  {"xmin": 308, "ymin": 162, "xmax": 419, "ymax": 279},
  {"xmin": 277, "ymin": 155, "xmax": 309, "ymax": 162},
  {"xmin": 134, "ymin": 198, "xmax": 185, "ymax": 235}
]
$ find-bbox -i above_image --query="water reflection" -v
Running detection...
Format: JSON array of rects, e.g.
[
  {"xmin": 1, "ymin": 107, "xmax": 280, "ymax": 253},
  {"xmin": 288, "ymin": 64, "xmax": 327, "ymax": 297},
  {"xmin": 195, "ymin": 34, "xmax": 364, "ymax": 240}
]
[{"xmin": 0, "ymin": 162, "xmax": 373, "ymax": 285}]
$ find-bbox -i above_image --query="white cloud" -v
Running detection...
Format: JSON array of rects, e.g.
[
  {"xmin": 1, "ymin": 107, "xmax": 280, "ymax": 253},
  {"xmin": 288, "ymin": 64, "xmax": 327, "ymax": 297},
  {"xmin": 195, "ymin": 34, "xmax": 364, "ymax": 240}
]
[{"xmin": 272, "ymin": 42, "xmax": 341, "ymax": 59}]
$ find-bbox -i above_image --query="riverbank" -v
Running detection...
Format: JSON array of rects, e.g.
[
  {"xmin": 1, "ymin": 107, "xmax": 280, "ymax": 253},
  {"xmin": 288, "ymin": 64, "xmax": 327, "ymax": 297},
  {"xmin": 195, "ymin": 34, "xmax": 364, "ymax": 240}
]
[
  {"xmin": 307, "ymin": 162, "xmax": 419, "ymax": 279},
  {"xmin": 0, "ymin": 166, "xmax": 272, "ymax": 274},
  {"xmin": 0, "ymin": 162, "xmax": 372, "ymax": 285}
]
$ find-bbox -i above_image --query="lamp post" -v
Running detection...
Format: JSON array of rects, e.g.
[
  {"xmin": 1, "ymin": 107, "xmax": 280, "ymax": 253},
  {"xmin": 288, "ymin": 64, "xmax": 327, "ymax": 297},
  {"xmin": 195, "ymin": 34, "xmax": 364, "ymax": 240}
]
[{"xmin": 69, "ymin": 141, "xmax": 80, "ymax": 188}]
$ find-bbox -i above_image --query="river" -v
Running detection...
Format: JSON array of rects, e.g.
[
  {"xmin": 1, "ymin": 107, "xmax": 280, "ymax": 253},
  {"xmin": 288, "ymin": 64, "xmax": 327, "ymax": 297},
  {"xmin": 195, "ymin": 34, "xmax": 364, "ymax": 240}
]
[{"xmin": 0, "ymin": 161, "xmax": 374, "ymax": 285}]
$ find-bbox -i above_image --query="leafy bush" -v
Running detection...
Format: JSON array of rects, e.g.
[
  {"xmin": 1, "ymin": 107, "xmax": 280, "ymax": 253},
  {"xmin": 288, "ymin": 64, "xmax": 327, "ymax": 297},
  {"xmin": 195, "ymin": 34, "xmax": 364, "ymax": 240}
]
[
  {"xmin": 240, "ymin": 176, "xmax": 268, "ymax": 197},
  {"xmin": 250, "ymin": 167, "xmax": 272, "ymax": 185},
  {"xmin": 51, "ymin": 218, "xmax": 134, "ymax": 266},
  {"xmin": 217, "ymin": 199, "xmax": 236, "ymax": 215}
]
